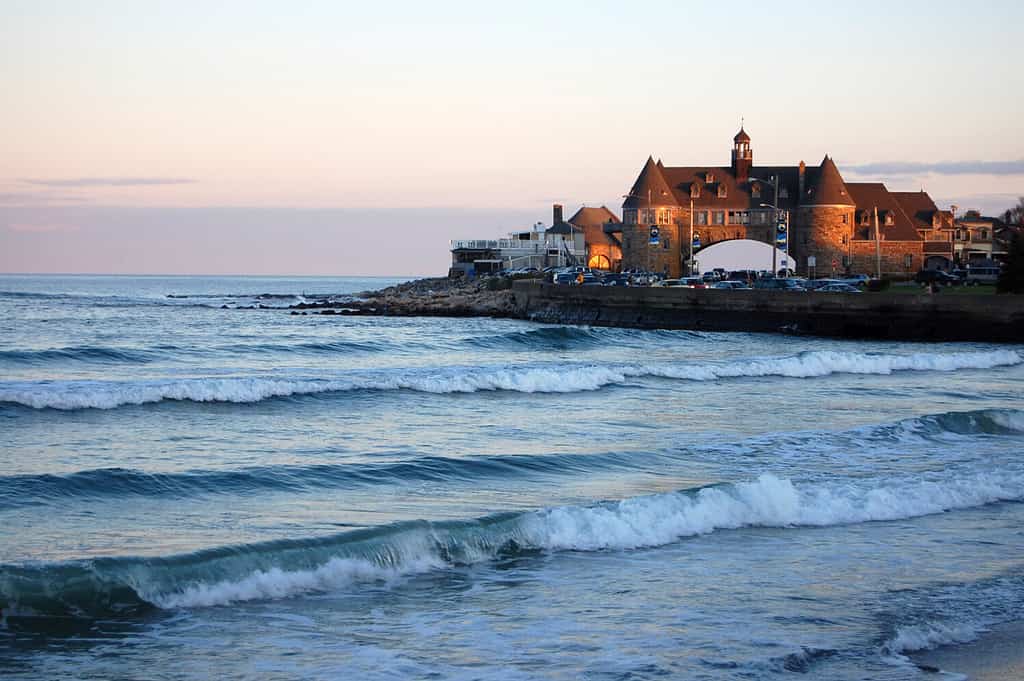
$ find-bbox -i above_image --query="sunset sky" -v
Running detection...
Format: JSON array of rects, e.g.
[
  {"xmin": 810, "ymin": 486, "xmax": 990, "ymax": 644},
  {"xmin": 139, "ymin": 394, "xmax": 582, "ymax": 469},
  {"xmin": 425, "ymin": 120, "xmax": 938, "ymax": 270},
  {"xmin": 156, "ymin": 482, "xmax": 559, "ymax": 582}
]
[{"xmin": 2, "ymin": 0, "xmax": 1022, "ymax": 275}]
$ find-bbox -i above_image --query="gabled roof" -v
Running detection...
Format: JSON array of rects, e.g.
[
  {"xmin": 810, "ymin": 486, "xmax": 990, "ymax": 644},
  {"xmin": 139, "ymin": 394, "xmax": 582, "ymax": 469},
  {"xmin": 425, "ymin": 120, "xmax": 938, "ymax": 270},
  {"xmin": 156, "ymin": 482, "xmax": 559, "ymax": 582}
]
[
  {"xmin": 846, "ymin": 183, "xmax": 922, "ymax": 241},
  {"xmin": 569, "ymin": 205, "xmax": 621, "ymax": 227},
  {"xmin": 891, "ymin": 191, "xmax": 939, "ymax": 230},
  {"xmin": 623, "ymin": 157, "xmax": 679, "ymax": 208},
  {"xmin": 804, "ymin": 155, "xmax": 854, "ymax": 206}
]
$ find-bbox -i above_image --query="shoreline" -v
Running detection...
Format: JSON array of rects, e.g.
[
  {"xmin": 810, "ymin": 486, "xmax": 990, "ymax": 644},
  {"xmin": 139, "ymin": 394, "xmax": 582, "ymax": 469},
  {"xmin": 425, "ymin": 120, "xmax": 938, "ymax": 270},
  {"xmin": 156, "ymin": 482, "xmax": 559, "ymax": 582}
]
[
  {"xmin": 282, "ymin": 275, "xmax": 1024, "ymax": 343},
  {"xmin": 909, "ymin": 621, "xmax": 1024, "ymax": 680}
]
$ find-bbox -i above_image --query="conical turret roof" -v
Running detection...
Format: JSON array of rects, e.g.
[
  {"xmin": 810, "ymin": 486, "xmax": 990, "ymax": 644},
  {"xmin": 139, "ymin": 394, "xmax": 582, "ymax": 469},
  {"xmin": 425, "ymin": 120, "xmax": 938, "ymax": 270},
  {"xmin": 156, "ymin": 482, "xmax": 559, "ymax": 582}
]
[
  {"xmin": 623, "ymin": 156, "xmax": 679, "ymax": 209},
  {"xmin": 805, "ymin": 155, "xmax": 854, "ymax": 206},
  {"xmin": 733, "ymin": 127, "xmax": 750, "ymax": 143}
]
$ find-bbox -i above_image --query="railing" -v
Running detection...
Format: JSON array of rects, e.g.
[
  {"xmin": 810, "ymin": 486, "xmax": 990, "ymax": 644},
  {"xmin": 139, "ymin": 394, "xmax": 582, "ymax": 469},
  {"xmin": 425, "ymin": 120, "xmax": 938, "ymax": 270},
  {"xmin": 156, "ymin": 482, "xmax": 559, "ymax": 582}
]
[{"xmin": 450, "ymin": 239, "xmax": 584, "ymax": 255}]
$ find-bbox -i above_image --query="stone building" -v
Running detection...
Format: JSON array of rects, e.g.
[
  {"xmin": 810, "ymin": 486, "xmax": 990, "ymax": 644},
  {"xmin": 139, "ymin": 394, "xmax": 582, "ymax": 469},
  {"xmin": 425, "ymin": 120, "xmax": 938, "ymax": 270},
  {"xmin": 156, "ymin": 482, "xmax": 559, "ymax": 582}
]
[
  {"xmin": 620, "ymin": 129, "xmax": 953, "ymax": 278},
  {"xmin": 566, "ymin": 205, "xmax": 622, "ymax": 271}
]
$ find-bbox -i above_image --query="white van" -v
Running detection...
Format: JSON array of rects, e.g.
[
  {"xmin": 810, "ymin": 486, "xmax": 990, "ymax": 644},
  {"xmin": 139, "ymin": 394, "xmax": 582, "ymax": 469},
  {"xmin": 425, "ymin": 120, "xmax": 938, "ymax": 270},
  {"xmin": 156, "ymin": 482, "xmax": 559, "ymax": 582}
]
[{"xmin": 964, "ymin": 266, "xmax": 1000, "ymax": 286}]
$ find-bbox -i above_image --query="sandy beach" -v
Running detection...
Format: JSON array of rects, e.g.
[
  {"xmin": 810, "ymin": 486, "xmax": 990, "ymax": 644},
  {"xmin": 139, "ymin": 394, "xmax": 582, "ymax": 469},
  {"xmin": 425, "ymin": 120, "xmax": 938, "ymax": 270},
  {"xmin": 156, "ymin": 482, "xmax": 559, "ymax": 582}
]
[{"xmin": 910, "ymin": 621, "xmax": 1024, "ymax": 680}]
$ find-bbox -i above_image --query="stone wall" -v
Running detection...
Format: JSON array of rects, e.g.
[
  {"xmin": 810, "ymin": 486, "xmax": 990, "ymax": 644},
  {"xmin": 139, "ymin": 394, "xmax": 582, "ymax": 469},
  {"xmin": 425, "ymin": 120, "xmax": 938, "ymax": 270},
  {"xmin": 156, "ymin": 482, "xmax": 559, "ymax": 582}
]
[
  {"xmin": 848, "ymin": 240, "xmax": 924, "ymax": 277},
  {"xmin": 512, "ymin": 281, "xmax": 1024, "ymax": 342},
  {"xmin": 794, "ymin": 206, "xmax": 856, "ymax": 276}
]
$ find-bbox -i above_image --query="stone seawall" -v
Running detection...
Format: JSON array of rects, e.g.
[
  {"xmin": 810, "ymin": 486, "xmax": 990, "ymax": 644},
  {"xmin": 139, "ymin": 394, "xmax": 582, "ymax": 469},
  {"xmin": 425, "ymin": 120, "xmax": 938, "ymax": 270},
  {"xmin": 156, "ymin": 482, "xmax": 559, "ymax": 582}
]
[{"xmin": 513, "ymin": 282, "xmax": 1024, "ymax": 342}]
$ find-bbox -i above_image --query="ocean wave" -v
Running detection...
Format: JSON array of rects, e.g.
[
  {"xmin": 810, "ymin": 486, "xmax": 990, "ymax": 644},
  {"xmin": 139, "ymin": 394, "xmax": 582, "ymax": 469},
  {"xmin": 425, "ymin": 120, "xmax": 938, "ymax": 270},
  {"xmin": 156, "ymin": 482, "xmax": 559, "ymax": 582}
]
[
  {"xmin": 1, "ymin": 349, "xmax": 1019, "ymax": 410},
  {"xmin": 0, "ymin": 452, "xmax": 620, "ymax": 509},
  {"xmin": 4, "ymin": 469, "xmax": 1023, "ymax": 618},
  {"xmin": 883, "ymin": 620, "xmax": 985, "ymax": 655},
  {"xmin": 0, "ymin": 345, "xmax": 161, "ymax": 366},
  {"xmin": 462, "ymin": 326, "xmax": 704, "ymax": 351}
]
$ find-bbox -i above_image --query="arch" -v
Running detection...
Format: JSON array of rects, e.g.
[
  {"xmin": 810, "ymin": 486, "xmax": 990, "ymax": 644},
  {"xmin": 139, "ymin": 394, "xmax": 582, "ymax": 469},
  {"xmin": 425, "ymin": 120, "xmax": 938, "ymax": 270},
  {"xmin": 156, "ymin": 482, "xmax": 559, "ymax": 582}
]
[{"xmin": 588, "ymin": 253, "xmax": 611, "ymax": 270}]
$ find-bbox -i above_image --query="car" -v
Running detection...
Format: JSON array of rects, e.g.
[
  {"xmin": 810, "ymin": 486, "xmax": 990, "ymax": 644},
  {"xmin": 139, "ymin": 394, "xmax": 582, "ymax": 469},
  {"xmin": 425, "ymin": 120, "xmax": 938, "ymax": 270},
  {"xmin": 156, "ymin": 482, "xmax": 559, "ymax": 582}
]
[
  {"xmin": 710, "ymin": 280, "xmax": 751, "ymax": 289},
  {"xmin": 552, "ymin": 273, "xmax": 575, "ymax": 285},
  {"xmin": 914, "ymin": 270, "xmax": 961, "ymax": 286},
  {"xmin": 803, "ymin": 279, "xmax": 844, "ymax": 291},
  {"xmin": 653, "ymin": 278, "xmax": 688, "ymax": 287},
  {"xmin": 840, "ymin": 274, "xmax": 871, "ymax": 287},
  {"xmin": 753, "ymin": 278, "xmax": 806, "ymax": 291},
  {"xmin": 815, "ymin": 283, "xmax": 862, "ymax": 293},
  {"xmin": 963, "ymin": 266, "xmax": 1001, "ymax": 286}
]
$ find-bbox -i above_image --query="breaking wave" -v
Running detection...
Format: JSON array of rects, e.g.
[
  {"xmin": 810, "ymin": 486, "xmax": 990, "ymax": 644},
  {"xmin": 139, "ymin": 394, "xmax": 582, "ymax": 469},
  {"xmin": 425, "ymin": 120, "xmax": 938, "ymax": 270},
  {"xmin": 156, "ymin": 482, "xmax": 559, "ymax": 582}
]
[
  {"xmin": 4, "ymin": 469, "xmax": 1024, "ymax": 618},
  {"xmin": 1, "ymin": 349, "xmax": 1018, "ymax": 410}
]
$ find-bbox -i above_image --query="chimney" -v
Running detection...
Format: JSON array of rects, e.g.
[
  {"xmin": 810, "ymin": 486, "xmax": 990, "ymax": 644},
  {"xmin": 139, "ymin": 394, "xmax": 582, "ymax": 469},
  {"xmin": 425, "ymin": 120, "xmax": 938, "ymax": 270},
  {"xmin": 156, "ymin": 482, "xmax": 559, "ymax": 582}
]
[
  {"xmin": 553, "ymin": 204, "xmax": 563, "ymax": 225},
  {"xmin": 798, "ymin": 161, "xmax": 806, "ymax": 197}
]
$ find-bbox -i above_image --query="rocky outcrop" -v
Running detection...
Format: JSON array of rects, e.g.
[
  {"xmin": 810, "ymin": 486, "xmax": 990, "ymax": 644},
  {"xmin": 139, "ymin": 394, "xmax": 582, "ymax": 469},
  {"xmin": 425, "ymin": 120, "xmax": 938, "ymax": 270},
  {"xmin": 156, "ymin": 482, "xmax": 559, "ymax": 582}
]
[{"xmin": 289, "ymin": 276, "xmax": 523, "ymax": 318}]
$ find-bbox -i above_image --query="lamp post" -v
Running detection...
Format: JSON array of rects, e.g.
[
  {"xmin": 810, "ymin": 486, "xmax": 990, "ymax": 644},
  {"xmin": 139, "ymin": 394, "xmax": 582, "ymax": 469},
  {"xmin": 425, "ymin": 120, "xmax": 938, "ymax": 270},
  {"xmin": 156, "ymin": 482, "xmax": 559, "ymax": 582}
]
[{"xmin": 750, "ymin": 174, "xmax": 788, "ymax": 277}]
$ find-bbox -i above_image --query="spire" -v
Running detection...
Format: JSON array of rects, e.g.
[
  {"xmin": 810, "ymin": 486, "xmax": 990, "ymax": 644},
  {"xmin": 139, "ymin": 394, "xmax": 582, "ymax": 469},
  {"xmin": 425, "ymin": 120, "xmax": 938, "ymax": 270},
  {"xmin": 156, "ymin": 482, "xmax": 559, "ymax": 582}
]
[
  {"xmin": 623, "ymin": 156, "xmax": 678, "ymax": 209},
  {"xmin": 804, "ymin": 155, "xmax": 854, "ymax": 206}
]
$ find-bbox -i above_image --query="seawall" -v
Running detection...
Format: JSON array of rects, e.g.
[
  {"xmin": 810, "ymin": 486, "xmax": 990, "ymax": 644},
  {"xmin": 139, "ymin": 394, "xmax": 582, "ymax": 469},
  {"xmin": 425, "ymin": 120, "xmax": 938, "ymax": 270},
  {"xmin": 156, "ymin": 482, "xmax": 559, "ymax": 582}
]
[{"xmin": 513, "ymin": 282, "xmax": 1024, "ymax": 342}]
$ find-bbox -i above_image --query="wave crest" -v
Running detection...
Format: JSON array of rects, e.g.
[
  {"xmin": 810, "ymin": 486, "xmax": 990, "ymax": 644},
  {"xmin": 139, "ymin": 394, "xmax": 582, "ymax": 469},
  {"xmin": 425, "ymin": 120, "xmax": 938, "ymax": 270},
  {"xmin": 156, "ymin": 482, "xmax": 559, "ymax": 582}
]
[{"xmin": 1, "ymin": 349, "xmax": 1018, "ymax": 410}]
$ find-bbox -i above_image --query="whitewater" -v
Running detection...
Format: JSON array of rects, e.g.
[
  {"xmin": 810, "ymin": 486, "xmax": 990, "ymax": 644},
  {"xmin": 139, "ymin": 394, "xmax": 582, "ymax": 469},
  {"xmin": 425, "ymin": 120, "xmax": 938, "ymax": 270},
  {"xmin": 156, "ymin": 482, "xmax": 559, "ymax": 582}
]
[{"xmin": 2, "ymin": 274, "xmax": 1023, "ymax": 680}]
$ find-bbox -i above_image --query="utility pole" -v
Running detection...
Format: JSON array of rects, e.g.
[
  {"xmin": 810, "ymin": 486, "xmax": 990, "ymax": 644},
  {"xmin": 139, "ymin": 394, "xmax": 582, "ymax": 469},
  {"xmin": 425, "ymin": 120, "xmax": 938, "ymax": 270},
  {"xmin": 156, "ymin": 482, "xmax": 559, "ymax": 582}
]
[
  {"xmin": 874, "ymin": 205, "xmax": 882, "ymax": 279},
  {"xmin": 689, "ymin": 196, "xmax": 694, "ymax": 276},
  {"xmin": 772, "ymin": 175, "xmax": 779, "ymax": 277}
]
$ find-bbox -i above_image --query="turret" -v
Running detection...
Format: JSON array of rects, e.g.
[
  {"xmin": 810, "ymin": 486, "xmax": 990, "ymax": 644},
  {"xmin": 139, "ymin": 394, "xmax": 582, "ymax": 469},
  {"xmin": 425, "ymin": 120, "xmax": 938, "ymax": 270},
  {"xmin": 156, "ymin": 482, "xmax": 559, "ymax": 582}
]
[{"xmin": 731, "ymin": 127, "xmax": 752, "ymax": 182}]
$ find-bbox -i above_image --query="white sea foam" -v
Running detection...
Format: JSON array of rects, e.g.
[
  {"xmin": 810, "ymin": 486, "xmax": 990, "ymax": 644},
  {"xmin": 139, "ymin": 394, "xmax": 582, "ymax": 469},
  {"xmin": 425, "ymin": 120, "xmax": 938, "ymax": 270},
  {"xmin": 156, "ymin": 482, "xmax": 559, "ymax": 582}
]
[
  {"xmin": 142, "ymin": 470, "xmax": 1024, "ymax": 608},
  {"xmin": 1, "ymin": 349, "xmax": 1019, "ymax": 410},
  {"xmin": 885, "ymin": 620, "xmax": 986, "ymax": 654},
  {"xmin": 150, "ymin": 555, "xmax": 446, "ymax": 609}
]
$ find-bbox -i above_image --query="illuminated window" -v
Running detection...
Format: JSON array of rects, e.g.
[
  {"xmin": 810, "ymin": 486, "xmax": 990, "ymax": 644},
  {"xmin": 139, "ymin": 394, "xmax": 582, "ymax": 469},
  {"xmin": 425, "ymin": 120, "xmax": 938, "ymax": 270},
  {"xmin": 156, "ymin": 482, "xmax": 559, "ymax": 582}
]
[
  {"xmin": 717, "ymin": 184, "xmax": 727, "ymax": 198},
  {"xmin": 712, "ymin": 211, "xmax": 725, "ymax": 225},
  {"xmin": 696, "ymin": 211, "xmax": 708, "ymax": 225},
  {"xmin": 658, "ymin": 210, "xmax": 672, "ymax": 225},
  {"xmin": 751, "ymin": 183, "xmax": 761, "ymax": 199}
]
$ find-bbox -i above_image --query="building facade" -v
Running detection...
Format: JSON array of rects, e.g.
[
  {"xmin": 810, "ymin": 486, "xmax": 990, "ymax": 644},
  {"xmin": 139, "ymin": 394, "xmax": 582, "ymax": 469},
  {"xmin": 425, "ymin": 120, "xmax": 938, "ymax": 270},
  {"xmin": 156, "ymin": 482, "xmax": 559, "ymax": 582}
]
[{"xmin": 620, "ymin": 129, "xmax": 954, "ymax": 278}]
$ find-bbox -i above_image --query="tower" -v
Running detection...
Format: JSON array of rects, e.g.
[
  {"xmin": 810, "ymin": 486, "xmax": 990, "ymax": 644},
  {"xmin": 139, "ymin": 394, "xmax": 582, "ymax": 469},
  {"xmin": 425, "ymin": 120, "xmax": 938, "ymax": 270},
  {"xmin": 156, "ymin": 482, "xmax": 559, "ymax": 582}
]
[{"xmin": 731, "ymin": 127, "xmax": 752, "ymax": 182}]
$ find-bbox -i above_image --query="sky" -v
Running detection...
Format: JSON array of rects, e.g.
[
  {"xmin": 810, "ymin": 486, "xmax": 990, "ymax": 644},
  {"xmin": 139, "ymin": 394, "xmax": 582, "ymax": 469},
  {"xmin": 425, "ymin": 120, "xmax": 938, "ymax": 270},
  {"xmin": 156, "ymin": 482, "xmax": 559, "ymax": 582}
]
[{"xmin": 2, "ymin": 0, "xmax": 1022, "ymax": 276}]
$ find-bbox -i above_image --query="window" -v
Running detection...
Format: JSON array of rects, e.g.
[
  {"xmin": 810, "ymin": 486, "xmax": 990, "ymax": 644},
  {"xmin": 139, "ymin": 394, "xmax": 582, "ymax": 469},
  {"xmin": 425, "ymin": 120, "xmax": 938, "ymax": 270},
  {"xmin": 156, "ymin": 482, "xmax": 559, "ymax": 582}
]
[
  {"xmin": 751, "ymin": 210, "xmax": 769, "ymax": 225},
  {"xmin": 662, "ymin": 237, "xmax": 671, "ymax": 250},
  {"xmin": 658, "ymin": 209, "xmax": 672, "ymax": 225},
  {"xmin": 842, "ymin": 214, "xmax": 848, "ymax": 224},
  {"xmin": 705, "ymin": 172, "xmax": 714, "ymax": 183},
  {"xmin": 641, "ymin": 208, "xmax": 656, "ymax": 224},
  {"xmin": 981, "ymin": 229, "xmax": 989, "ymax": 240},
  {"xmin": 623, "ymin": 209, "xmax": 637, "ymax": 225},
  {"xmin": 691, "ymin": 184, "xmax": 701, "ymax": 198},
  {"xmin": 712, "ymin": 211, "xmax": 725, "ymax": 225},
  {"xmin": 885, "ymin": 213, "xmax": 894, "ymax": 226},
  {"xmin": 779, "ymin": 186, "xmax": 789, "ymax": 198},
  {"xmin": 842, "ymin": 255, "xmax": 851, "ymax": 267},
  {"xmin": 717, "ymin": 184, "xmax": 727, "ymax": 198},
  {"xmin": 751, "ymin": 183, "xmax": 761, "ymax": 199},
  {"xmin": 728, "ymin": 210, "xmax": 749, "ymax": 224},
  {"xmin": 904, "ymin": 254, "xmax": 913, "ymax": 268},
  {"xmin": 696, "ymin": 211, "xmax": 708, "ymax": 226},
  {"xmin": 841, "ymin": 235, "xmax": 848, "ymax": 245}
]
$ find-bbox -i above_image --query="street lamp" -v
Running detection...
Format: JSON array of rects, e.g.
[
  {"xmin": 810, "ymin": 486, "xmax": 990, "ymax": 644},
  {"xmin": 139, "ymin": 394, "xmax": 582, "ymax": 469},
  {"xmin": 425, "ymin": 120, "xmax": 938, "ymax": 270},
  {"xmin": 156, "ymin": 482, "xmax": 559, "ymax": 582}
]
[{"xmin": 750, "ymin": 174, "xmax": 788, "ymax": 277}]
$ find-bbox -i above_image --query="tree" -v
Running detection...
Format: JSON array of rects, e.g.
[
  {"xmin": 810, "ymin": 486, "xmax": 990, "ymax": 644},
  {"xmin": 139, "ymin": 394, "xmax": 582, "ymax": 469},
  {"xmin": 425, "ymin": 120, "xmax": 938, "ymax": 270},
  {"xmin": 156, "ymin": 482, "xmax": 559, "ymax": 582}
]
[
  {"xmin": 997, "ymin": 231, "xmax": 1024, "ymax": 293},
  {"xmin": 1008, "ymin": 196, "xmax": 1024, "ymax": 226}
]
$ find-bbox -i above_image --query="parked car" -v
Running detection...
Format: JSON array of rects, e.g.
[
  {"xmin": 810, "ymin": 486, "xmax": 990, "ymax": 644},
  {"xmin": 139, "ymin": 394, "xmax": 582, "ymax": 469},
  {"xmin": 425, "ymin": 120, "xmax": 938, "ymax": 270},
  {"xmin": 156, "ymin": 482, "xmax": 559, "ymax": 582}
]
[
  {"xmin": 914, "ymin": 270, "xmax": 961, "ymax": 286},
  {"xmin": 710, "ymin": 280, "xmax": 751, "ymax": 289},
  {"xmin": 803, "ymin": 279, "xmax": 844, "ymax": 291},
  {"xmin": 753, "ymin": 278, "xmax": 807, "ymax": 291},
  {"xmin": 653, "ymin": 279, "xmax": 686, "ymax": 287},
  {"xmin": 552, "ymin": 273, "xmax": 575, "ymax": 285},
  {"xmin": 839, "ymin": 274, "xmax": 871, "ymax": 288},
  {"xmin": 815, "ymin": 283, "xmax": 862, "ymax": 293},
  {"xmin": 963, "ymin": 266, "xmax": 1001, "ymax": 286}
]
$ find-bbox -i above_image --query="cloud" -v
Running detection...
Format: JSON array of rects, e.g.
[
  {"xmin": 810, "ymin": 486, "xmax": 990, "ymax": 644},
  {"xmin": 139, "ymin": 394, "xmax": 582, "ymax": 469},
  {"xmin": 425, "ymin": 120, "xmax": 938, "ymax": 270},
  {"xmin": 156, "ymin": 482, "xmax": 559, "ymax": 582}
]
[
  {"xmin": 0, "ymin": 191, "xmax": 87, "ymax": 204},
  {"xmin": 19, "ymin": 177, "xmax": 197, "ymax": 187},
  {"xmin": 6, "ymin": 222, "xmax": 79, "ymax": 233},
  {"xmin": 847, "ymin": 160, "xmax": 1024, "ymax": 176}
]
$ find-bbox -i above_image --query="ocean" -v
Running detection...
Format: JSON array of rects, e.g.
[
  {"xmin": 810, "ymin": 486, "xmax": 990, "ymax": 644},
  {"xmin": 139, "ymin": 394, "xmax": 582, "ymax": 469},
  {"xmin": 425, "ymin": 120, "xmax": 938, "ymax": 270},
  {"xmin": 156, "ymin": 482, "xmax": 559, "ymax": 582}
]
[{"xmin": 1, "ymin": 273, "xmax": 1022, "ymax": 680}]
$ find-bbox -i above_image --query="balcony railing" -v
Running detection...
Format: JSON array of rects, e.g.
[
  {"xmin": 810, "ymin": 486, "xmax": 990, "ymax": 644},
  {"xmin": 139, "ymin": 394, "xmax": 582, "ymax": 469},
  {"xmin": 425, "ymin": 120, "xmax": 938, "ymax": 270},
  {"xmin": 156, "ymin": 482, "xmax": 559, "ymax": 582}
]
[{"xmin": 450, "ymin": 239, "xmax": 584, "ymax": 255}]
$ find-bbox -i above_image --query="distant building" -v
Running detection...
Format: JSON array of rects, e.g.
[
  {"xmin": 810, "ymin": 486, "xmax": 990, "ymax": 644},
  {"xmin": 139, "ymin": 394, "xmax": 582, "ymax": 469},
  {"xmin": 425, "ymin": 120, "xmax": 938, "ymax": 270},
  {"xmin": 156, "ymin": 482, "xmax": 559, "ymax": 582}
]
[
  {"xmin": 953, "ymin": 212, "xmax": 1010, "ymax": 265},
  {"xmin": 619, "ymin": 128, "xmax": 955, "ymax": 278},
  {"xmin": 448, "ymin": 204, "xmax": 586, "ymax": 277},
  {"xmin": 565, "ymin": 206, "xmax": 622, "ymax": 271}
]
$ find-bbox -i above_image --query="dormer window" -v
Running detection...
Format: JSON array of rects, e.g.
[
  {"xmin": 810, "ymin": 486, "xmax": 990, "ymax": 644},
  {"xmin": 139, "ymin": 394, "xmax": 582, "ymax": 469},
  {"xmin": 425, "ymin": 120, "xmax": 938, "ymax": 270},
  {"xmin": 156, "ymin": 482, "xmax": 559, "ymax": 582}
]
[
  {"xmin": 779, "ymin": 186, "xmax": 788, "ymax": 199},
  {"xmin": 705, "ymin": 172, "xmax": 714, "ymax": 183},
  {"xmin": 751, "ymin": 183, "xmax": 761, "ymax": 199},
  {"xmin": 884, "ymin": 213, "xmax": 894, "ymax": 226},
  {"xmin": 717, "ymin": 184, "xmax": 727, "ymax": 198},
  {"xmin": 691, "ymin": 184, "xmax": 701, "ymax": 198}
]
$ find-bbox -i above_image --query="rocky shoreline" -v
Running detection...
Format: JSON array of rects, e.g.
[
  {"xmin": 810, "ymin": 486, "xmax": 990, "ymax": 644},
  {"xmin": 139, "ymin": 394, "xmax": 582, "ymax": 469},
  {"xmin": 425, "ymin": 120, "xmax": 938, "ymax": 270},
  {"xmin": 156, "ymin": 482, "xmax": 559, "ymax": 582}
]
[{"xmin": 287, "ymin": 276, "xmax": 522, "ymax": 318}]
